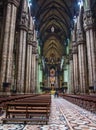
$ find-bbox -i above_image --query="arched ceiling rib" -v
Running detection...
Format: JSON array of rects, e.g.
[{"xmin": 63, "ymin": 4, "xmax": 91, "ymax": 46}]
[
  {"xmin": 31, "ymin": 0, "xmax": 80, "ymax": 61},
  {"xmin": 43, "ymin": 36, "xmax": 64, "ymax": 58},
  {"xmin": 36, "ymin": 1, "xmax": 72, "ymax": 20},
  {"xmin": 31, "ymin": 0, "xmax": 79, "ymax": 45}
]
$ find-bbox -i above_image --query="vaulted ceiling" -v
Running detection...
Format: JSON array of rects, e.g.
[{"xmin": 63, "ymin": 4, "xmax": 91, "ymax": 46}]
[
  {"xmin": 31, "ymin": 0, "xmax": 79, "ymax": 61},
  {"xmin": 31, "ymin": 0, "xmax": 79, "ymax": 45}
]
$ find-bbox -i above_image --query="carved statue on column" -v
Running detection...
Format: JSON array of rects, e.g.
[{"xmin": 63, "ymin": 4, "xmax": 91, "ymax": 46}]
[
  {"xmin": 32, "ymin": 41, "xmax": 37, "ymax": 47},
  {"xmin": 27, "ymin": 30, "xmax": 33, "ymax": 44},
  {"xmin": 77, "ymin": 30, "xmax": 85, "ymax": 44},
  {"xmin": 32, "ymin": 47, "xmax": 38, "ymax": 54},
  {"xmin": 72, "ymin": 44, "xmax": 78, "ymax": 54},
  {"xmin": 83, "ymin": 10, "xmax": 95, "ymax": 30},
  {"xmin": 19, "ymin": 11, "xmax": 28, "ymax": 31}
]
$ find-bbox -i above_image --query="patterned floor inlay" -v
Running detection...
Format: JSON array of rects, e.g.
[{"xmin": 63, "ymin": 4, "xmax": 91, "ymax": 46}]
[
  {"xmin": 23, "ymin": 124, "xmax": 68, "ymax": 130},
  {"xmin": 56, "ymin": 98, "xmax": 96, "ymax": 130},
  {"xmin": 0, "ymin": 124, "xmax": 25, "ymax": 130},
  {"xmin": 0, "ymin": 95, "xmax": 96, "ymax": 130}
]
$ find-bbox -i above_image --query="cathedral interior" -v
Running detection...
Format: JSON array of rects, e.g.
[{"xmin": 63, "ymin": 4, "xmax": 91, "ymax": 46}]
[
  {"xmin": 0, "ymin": 0, "xmax": 96, "ymax": 94},
  {"xmin": 0, "ymin": 0, "xmax": 96, "ymax": 129}
]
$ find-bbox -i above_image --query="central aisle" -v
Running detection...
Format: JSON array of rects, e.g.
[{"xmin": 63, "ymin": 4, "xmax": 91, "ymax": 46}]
[{"xmin": 0, "ymin": 95, "xmax": 96, "ymax": 130}]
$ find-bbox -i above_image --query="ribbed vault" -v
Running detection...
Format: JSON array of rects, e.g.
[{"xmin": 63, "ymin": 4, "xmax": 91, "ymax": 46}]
[
  {"xmin": 31, "ymin": 0, "xmax": 79, "ymax": 61},
  {"xmin": 31, "ymin": 0, "xmax": 79, "ymax": 44},
  {"xmin": 43, "ymin": 36, "xmax": 64, "ymax": 59},
  {"xmin": 32, "ymin": 0, "xmax": 78, "ymax": 61}
]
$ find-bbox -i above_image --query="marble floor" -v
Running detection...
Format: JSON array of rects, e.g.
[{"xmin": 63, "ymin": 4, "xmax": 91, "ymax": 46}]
[{"xmin": 0, "ymin": 95, "xmax": 96, "ymax": 130}]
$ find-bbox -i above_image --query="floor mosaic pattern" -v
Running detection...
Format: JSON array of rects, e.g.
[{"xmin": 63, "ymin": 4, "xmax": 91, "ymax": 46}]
[{"xmin": 0, "ymin": 95, "xmax": 96, "ymax": 130}]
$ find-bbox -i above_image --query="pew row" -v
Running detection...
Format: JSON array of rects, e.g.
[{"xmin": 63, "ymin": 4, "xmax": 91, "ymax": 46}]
[
  {"xmin": 2, "ymin": 94, "xmax": 51, "ymax": 124},
  {"xmin": 63, "ymin": 94, "xmax": 96, "ymax": 113},
  {"xmin": 0, "ymin": 94, "xmax": 39, "ymax": 114}
]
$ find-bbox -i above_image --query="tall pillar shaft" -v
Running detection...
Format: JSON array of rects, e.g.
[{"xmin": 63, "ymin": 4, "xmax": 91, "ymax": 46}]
[
  {"xmin": 69, "ymin": 50, "xmax": 74, "ymax": 93},
  {"xmin": 0, "ymin": 4, "xmax": 11, "ymax": 86},
  {"xmin": 0, "ymin": 0, "xmax": 20, "ymax": 91},
  {"xmin": 25, "ymin": 45, "xmax": 30, "ymax": 93},
  {"xmin": 47, "ymin": 68, "xmax": 50, "ymax": 87},
  {"xmin": 31, "ymin": 41, "xmax": 37, "ymax": 93},
  {"xmin": 6, "ymin": 5, "xmax": 17, "ymax": 82},
  {"xmin": 32, "ymin": 54, "xmax": 36, "ymax": 92},
  {"xmin": 83, "ymin": 10, "xmax": 96, "ymax": 87},
  {"xmin": 16, "ymin": 0, "xmax": 28, "ymax": 93},
  {"xmin": 25, "ymin": 44, "xmax": 32, "ymax": 93},
  {"xmin": 73, "ymin": 51, "xmax": 79, "ymax": 93},
  {"xmin": 17, "ymin": 30, "xmax": 27, "ymax": 93},
  {"xmin": 30, "ymin": 52, "xmax": 33, "ymax": 93},
  {"xmin": 77, "ymin": 33, "xmax": 88, "ymax": 93},
  {"xmin": 17, "ymin": 30, "xmax": 23, "ymax": 92},
  {"xmin": 70, "ymin": 60, "xmax": 74, "ymax": 93},
  {"xmin": 35, "ymin": 55, "xmax": 38, "ymax": 93}
]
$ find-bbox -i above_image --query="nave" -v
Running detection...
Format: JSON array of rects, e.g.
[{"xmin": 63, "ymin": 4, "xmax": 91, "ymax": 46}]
[{"xmin": 0, "ymin": 95, "xmax": 96, "ymax": 130}]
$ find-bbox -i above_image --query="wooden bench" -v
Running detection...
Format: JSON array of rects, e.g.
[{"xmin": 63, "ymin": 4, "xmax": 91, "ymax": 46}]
[
  {"xmin": 63, "ymin": 94, "xmax": 96, "ymax": 113},
  {"xmin": 0, "ymin": 94, "xmax": 39, "ymax": 114},
  {"xmin": 2, "ymin": 101, "xmax": 50, "ymax": 124}
]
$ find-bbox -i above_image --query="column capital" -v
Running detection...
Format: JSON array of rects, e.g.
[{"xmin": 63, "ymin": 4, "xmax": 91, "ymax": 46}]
[
  {"xmin": 32, "ymin": 47, "xmax": 38, "ymax": 54},
  {"xmin": 83, "ymin": 10, "xmax": 95, "ymax": 31},
  {"xmin": 27, "ymin": 29, "xmax": 33, "ymax": 44},
  {"xmin": 72, "ymin": 43, "xmax": 78, "ymax": 54},
  {"xmin": 32, "ymin": 41, "xmax": 37, "ymax": 47},
  {"xmin": 7, "ymin": 0, "xmax": 20, "ymax": 7},
  {"xmin": 19, "ymin": 11, "xmax": 28, "ymax": 31},
  {"xmin": 77, "ymin": 29, "xmax": 85, "ymax": 45}
]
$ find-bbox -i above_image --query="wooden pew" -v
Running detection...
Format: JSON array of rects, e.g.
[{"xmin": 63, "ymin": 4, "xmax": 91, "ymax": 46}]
[
  {"xmin": 2, "ymin": 102, "xmax": 50, "ymax": 124},
  {"xmin": 0, "ymin": 94, "xmax": 38, "ymax": 106},
  {"xmin": 63, "ymin": 94, "xmax": 96, "ymax": 113},
  {"xmin": 2, "ymin": 94, "xmax": 51, "ymax": 124},
  {"xmin": 0, "ymin": 94, "xmax": 39, "ymax": 115}
]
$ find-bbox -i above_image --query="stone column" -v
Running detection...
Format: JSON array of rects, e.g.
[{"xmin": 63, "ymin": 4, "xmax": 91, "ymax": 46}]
[
  {"xmin": 77, "ymin": 33, "xmax": 88, "ymax": 93},
  {"xmin": 30, "ymin": 51, "xmax": 33, "ymax": 93},
  {"xmin": 47, "ymin": 65, "xmax": 50, "ymax": 88},
  {"xmin": 72, "ymin": 45, "xmax": 79, "ymax": 94},
  {"xmin": 69, "ymin": 49, "xmax": 74, "ymax": 94},
  {"xmin": 16, "ymin": 0, "xmax": 28, "ymax": 93},
  {"xmin": 83, "ymin": 10, "xmax": 96, "ymax": 88},
  {"xmin": 32, "ymin": 41, "xmax": 37, "ymax": 93},
  {"xmin": 55, "ymin": 67, "xmax": 58, "ymax": 89},
  {"xmin": 77, "ymin": 9, "xmax": 88, "ymax": 94},
  {"xmin": 0, "ymin": 1, "xmax": 5, "ymax": 71},
  {"xmin": 35, "ymin": 54, "xmax": 39, "ymax": 93},
  {"xmin": 0, "ymin": 0, "xmax": 20, "ymax": 91},
  {"xmin": 47, "ymin": 67, "xmax": 50, "ymax": 87},
  {"xmin": 25, "ymin": 15, "xmax": 33, "ymax": 93},
  {"xmin": 25, "ymin": 44, "xmax": 32, "ymax": 93},
  {"xmin": 72, "ymin": 29, "xmax": 79, "ymax": 94}
]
